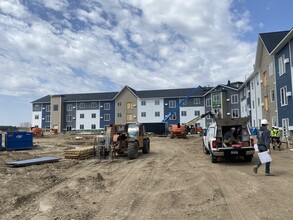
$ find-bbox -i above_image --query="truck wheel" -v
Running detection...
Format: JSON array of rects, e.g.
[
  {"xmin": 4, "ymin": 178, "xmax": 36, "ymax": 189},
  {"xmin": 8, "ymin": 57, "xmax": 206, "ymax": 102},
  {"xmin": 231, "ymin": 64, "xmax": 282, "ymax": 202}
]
[
  {"xmin": 244, "ymin": 155, "xmax": 253, "ymax": 162},
  {"xmin": 210, "ymin": 153, "xmax": 217, "ymax": 163},
  {"xmin": 142, "ymin": 139, "xmax": 150, "ymax": 154},
  {"xmin": 128, "ymin": 142, "xmax": 138, "ymax": 159},
  {"xmin": 203, "ymin": 145, "xmax": 209, "ymax": 154}
]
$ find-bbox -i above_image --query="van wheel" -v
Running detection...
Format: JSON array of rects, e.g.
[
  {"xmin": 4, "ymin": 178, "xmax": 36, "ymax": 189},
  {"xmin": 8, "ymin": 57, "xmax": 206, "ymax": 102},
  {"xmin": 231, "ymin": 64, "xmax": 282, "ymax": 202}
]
[{"xmin": 210, "ymin": 153, "xmax": 217, "ymax": 163}]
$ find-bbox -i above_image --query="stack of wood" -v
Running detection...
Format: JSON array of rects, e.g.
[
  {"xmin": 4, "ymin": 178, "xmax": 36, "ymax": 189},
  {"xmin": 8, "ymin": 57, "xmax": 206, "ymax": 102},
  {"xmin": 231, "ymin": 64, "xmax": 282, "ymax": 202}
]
[{"xmin": 64, "ymin": 147, "xmax": 95, "ymax": 159}]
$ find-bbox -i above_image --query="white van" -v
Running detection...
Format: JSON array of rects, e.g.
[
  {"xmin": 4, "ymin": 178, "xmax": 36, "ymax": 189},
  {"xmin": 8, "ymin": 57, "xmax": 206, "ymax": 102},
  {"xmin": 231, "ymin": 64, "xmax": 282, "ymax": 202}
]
[{"xmin": 202, "ymin": 117, "xmax": 255, "ymax": 163}]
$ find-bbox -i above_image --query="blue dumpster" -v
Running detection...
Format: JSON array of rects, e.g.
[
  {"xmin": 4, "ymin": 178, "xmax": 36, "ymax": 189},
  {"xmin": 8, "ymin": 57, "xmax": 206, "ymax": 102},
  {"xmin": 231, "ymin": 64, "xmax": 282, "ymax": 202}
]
[
  {"xmin": 0, "ymin": 134, "xmax": 2, "ymax": 151},
  {"xmin": 5, "ymin": 132, "xmax": 33, "ymax": 150}
]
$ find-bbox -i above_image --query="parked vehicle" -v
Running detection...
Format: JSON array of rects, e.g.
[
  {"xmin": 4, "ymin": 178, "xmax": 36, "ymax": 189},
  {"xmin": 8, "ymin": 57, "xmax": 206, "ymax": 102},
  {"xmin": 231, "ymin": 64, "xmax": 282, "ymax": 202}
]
[
  {"xmin": 170, "ymin": 124, "xmax": 187, "ymax": 139},
  {"xmin": 94, "ymin": 123, "xmax": 150, "ymax": 160},
  {"xmin": 202, "ymin": 117, "xmax": 255, "ymax": 163}
]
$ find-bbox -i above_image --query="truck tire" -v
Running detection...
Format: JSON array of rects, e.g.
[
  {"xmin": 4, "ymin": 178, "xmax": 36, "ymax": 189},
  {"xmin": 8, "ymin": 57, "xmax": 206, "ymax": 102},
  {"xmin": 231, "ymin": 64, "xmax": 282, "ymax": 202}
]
[
  {"xmin": 128, "ymin": 142, "xmax": 138, "ymax": 159},
  {"xmin": 210, "ymin": 152, "xmax": 217, "ymax": 163},
  {"xmin": 142, "ymin": 139, "xmax": 150, "ymax": 154},
  {"xmin": 203, "ymin": 145, "xmax": 209, "ymax": 154}
]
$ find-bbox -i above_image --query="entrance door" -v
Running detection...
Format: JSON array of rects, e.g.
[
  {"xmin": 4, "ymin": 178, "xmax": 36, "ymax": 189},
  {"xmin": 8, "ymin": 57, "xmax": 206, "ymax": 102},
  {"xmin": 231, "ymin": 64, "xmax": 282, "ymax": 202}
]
[{"xmin": 282, "ymin": 118, "xmax": 289, "ymax": 137}]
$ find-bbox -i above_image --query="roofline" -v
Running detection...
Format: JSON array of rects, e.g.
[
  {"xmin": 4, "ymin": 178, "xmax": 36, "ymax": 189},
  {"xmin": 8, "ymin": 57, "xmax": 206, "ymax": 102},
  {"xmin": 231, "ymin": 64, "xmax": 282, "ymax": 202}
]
[{"xmin": 113, "ymin": 85, "xmax": 139, "ymax": 99}]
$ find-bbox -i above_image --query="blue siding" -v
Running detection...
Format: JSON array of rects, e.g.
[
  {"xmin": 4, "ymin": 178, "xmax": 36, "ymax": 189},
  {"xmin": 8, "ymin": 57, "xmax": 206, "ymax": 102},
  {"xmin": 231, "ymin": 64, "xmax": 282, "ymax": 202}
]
[
  {"xmin": 275, "ymin": 43, "xmax": 293, "ymax": 127},
  {"xmin": 163, "ymin": 98, "xmax": 180, "ymax": 125},
  {"xmin": 42, "ymin": 104, "xmax": 51, "ymax": 128},
  {"xmin": 100, "ymin": 101, "xmax": 115, "ymax": 128}
]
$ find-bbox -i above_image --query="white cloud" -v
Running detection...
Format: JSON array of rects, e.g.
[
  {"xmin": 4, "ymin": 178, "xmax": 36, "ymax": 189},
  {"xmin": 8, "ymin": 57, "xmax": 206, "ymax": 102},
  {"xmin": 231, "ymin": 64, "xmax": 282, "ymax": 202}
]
[{"xmin": 0, "ymin": 0, "xmax": 256, "ymax": 100}]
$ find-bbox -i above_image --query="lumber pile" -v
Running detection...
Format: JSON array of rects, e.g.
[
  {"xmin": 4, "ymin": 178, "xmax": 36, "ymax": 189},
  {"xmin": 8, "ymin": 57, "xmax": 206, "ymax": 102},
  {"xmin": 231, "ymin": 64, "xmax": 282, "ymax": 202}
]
[{"xmin": 64, "ymin": 147, "xmax": 95, "ymax": 159}]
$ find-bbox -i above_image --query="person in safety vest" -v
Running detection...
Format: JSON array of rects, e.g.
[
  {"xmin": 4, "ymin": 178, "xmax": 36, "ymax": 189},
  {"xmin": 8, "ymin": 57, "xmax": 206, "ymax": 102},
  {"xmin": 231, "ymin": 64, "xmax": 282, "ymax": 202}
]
[{"xmin": 270, "ymin": 126, "xmax": 281, "ymax": 151}]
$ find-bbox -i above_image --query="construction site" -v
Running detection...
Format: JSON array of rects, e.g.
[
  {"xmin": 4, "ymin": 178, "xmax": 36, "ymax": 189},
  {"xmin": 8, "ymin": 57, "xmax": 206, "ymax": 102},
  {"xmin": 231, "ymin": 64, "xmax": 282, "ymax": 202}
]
[{"xmin": 1, "ymin": 130, "xmax": 293, "ymax": 220}]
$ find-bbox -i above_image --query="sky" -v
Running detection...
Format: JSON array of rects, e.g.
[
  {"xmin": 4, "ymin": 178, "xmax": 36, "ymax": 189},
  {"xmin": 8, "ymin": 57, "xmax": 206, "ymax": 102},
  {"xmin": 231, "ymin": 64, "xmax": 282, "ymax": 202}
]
[{"xmin": 0, "ymin": 0, "xmax": 292, "ymax": 126}]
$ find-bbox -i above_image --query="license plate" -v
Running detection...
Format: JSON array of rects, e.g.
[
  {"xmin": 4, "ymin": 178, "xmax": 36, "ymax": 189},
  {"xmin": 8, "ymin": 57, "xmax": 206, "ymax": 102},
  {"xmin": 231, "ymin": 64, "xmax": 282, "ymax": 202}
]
[{"xmin": 231, "ymin": 151, "xmax": 238, "ymax": 155}]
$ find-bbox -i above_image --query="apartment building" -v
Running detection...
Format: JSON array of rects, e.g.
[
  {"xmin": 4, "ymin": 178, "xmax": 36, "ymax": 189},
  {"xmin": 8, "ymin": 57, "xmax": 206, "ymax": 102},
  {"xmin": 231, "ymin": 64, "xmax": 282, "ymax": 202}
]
[{"xmin": 32, "ymin": 83, "xmax": 244, "ymax": 132}]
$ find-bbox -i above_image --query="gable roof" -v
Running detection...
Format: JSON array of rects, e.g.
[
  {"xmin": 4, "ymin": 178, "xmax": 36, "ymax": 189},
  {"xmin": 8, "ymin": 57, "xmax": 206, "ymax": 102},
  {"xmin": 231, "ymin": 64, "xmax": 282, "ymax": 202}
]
[
  {"xmin": 259, "ymin": 30, "xmax": 290, "ymax": 54},
  {"xmin": 270, "ymin": 28, "xmax": 293, "ymax": 55}
]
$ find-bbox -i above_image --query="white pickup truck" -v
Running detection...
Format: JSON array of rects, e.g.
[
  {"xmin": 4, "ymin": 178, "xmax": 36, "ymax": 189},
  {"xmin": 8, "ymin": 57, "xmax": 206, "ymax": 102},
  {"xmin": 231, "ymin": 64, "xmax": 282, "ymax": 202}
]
[{"xmin": 202, "ymin": 117, "xmax": 255, "ymax": 163}]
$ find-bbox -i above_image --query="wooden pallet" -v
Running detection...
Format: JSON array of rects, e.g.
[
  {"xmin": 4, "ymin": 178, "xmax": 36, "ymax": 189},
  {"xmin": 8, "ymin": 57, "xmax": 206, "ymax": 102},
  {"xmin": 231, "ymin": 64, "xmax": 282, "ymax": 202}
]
[{"xmin": 64, "ymin": 147, "xmax": 95, "ymax": 160}]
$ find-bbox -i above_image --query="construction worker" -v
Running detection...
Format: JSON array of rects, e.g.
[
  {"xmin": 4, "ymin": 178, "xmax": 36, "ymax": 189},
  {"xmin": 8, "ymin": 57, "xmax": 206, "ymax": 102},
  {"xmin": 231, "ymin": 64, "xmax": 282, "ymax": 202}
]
[
  {"xmin": 223, "ymin": 127, "xmax": 238, "ymax": 147},
  {"xmin": 271, "ymin": 126, "xmax": 281, "ymax": 151}
]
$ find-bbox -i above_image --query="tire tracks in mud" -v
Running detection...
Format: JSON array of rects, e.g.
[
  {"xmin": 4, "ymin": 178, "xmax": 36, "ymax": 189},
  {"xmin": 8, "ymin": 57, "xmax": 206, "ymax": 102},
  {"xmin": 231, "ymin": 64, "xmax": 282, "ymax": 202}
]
[{"xmin": 211, "ymin": 163, "xmax": 259, "ymax": 220}]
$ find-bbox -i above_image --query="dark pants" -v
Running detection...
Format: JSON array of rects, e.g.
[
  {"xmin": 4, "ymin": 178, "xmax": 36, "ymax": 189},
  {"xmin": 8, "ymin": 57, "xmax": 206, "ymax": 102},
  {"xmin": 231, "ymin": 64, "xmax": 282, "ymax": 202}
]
[{"xmin": 256, "ymin": 145, "xmax": 270, "ymax": 174}]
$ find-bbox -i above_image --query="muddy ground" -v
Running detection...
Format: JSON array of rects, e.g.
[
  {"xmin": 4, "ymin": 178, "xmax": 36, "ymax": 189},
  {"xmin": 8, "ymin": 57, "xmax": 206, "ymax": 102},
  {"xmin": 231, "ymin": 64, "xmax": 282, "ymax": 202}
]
[{"xmin": 0, "ymin": 133, "xmax": 293, "ymax": 220}]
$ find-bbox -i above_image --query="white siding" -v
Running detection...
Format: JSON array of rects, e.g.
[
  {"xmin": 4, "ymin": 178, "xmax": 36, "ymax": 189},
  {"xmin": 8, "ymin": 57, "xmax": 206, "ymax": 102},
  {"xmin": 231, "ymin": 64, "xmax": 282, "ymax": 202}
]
[
  {"xmin": 137, "ymin": 99, "xmax": 164, "ymax": 123},
  {"xmin": 240, "ymin": 99, "xmax": 248, "ymax": 117},
  {"xmin": 32, "ymin": 112, "xmax": 42, "ymax": 128},
  {"xmin": 180, "ymin": 106, "xmax": 206, "ymax": 128},
  {"xmin": 76, "ymin": 110, "xmax": 100, "ymax": 129},
  {"xmin": 250, "ymin": 72, "xmax": 263, "ymax": 127}
]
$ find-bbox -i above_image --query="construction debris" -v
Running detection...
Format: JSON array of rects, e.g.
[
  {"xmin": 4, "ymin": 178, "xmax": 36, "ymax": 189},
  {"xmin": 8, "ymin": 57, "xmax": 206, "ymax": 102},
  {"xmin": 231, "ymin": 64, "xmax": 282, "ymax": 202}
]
[{"xmin": 64, "ymin": 147, "xmax": 95, "ymax": 160}]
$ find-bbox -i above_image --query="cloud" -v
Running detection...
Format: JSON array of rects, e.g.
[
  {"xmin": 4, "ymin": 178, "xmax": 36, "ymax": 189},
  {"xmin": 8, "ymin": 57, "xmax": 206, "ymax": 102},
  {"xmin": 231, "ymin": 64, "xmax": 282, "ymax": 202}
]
[{"xmin": 0, "ymin": 0, "xmax": 255, "ymax": 99}]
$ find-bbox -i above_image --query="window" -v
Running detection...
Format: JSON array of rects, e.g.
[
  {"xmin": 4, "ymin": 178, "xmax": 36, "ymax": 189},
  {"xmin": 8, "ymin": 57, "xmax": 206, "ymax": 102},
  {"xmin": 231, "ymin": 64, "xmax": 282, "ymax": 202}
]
[
  {"xmin": 231, "ymin": 109, "xmax": 239, "ymax": 118},
  {"xmin": 231, "ymin": 94, "xmax": 238, "ymax": 104},
  {"xmin": 251, "ymin": 82, "xmax": 254, "ymax": 90},
  {"xmin": 45, "ymin": 115, "xmax": 50, "ymax": 122},
  {"xmin": 169, "ymin": 100, "xmax": 176, "ymax": 108},
  {"xmin": 126, "ymin": 113, "xmax": 133, "ymax": 121},
  {"xmin": 257, "ymin": 97, "xmax": 260, "ymax": 106},
  {"xmin": 104, "ymin": 114, "xmax": 110, "ymax": 121},
  {"xmin": 269, "ymin": 62, "xmax": 274, "ymax": 76},
  {"xmin": 80, "ymin": 124, "xmax": 84, "ymax": 130},
  {"xmin": 45, "ymin": 105, "xmax": 51, "ymax": 112},
  {"xmin": 141, "ymin": 101, "xmax": 146, "ymax": 106},
  {"xmin": 117, "ymin": 113, "xmax": 122, "ymax": 117},
  {"xmin": 67, "ymin": 104, "xmax": 73, "ymax": 111},
  {"xmin": 126, "ymin": 102, "xmax": 133, "ymax": 109},
  {"xmin": 278, "ymin": 54, "xmax": 286, "ymax": 76},
  {"xmin": 206, "ymin": 98, "xmax": 211, "ymax": 107},
  {"xmin": 80, "ymin": 114, "xmax": 84, "ymax": 119},
  {"xmin": 271, "ymin": 116, "xmax": 277, "ymax": 127},
  {"xmin": 66, "ymin": 115, "xmax": 72, "ymax": 122},
  {"xmin": 91, "ymin": 124, "xmax": 96, "ymax": 129},
  {"xmin": 213, "ymin": 94, "xmax": 220, "ymax": 102},
  {"xmin": 53, "ymin": 104, "xmax": 58, "ymax": 111},
  {"xmin": 252, "ymin": 100, "xmax": 255, "ymax": 109},
  {"xmin": 141, "ymin": 112, "xmax": 146, "ymax": 117},
  {"xmin": 33, "ymin": 104, "xmax": 41, "ymax": 111},
  {"xmin": 280, "ymin": 86, "xmax": 288, "ymax": 106},
  {"xmin": 79, "ymin": 103, "xmax": 85, "ymax": 108},
  {"xmin": 35, "ymin": 115, "xmax": 39, "ymax": 120},
  {"xmin": 270, "ymin": 89, "xmax": 275, "ymax": 102},
  {"xmin": 91, "ymin": 113, "xmax": 96, "ymax": 118},
  {"xmin": 181, "ymin": 111, "xmax": 187, "ymax": 116},
  {"xmin": 104, "ymin": 103, "xmax": 110, "ymax": 110},
  {"xmin": 91, "ymin": 102, "xmax": 97, "ymax": 108},
  {"xmin": 194, "ymin": 111, "xmax": 200, "ymax": 116},
  {"xmin": 170, "ymin": 113, "xmax": 176, "ymax": 120},
  {"xmin": 155, "ymin": 100, "xmax": 160, "ymax": 105},
  {"xmin": 117, "ymin": 101, "xmax": 122, "ymax": 106},
  {"xmin": 194, "ymin": 98, "xmax": 200, "ymax": 104},
  {"xmin": 155, "ymin": 112, "xmax": 160, "ymax": 117}
]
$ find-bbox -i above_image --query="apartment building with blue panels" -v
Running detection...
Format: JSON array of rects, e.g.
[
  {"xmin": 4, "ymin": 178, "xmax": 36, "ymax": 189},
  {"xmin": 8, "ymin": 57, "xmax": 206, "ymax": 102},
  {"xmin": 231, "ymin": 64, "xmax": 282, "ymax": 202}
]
[
  {"xmin": 32, "ymin": 83, "xmax": 244, "ymax": 132},
  {"xmin": 271, "ymin": 29, "xmax": 293, "ymax": 136}
]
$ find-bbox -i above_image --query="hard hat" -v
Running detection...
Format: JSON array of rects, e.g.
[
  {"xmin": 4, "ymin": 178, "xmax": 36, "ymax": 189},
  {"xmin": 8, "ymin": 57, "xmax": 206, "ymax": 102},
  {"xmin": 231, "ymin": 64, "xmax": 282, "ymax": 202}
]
[
  {"xmin": 261, "ymin": 119, "xmax": 269, "ymax": 125},
  {"xmin": 231, "ymin": 127, "xmax": 236, "ymax": 130}
]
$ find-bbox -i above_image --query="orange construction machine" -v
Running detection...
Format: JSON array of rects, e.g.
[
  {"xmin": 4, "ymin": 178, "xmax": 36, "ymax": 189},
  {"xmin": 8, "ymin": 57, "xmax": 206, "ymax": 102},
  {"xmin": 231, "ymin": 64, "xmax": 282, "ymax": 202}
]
[{"xmin": 170, "ymin": 123, "xmax": 187, "ymax": 139}]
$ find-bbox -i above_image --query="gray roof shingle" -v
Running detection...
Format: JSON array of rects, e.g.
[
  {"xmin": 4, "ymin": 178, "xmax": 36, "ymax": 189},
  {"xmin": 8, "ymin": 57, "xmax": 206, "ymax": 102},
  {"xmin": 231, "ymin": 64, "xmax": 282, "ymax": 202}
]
[{"xmin": 260, "ymin": 30, "xmax": 290, "ymax": 53}]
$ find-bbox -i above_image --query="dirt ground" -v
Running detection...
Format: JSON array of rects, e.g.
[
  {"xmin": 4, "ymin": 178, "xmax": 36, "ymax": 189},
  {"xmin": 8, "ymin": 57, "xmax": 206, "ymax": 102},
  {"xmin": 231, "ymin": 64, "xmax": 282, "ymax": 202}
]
[{"xmin": 1, "ymin": 133, "xmax": 293, "ymax": 220}]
